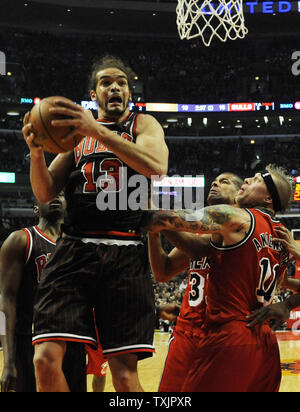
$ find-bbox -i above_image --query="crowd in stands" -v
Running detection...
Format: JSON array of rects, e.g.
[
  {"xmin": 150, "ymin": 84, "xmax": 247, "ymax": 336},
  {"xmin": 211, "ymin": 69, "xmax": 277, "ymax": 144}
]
[
  {"xmin": 1, "ymin": 130, "xmax": 300, "ymax": 178},
  {"xmin": 0, "ymin": 29, "xmax": 300, "ymax": 104},
  {"xmin": 1, "ymin": 28, "xmax": 300, "ymax": 324}
]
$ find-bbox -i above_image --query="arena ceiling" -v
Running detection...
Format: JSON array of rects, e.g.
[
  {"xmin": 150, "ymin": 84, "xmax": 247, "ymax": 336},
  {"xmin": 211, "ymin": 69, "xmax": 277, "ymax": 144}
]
[{"xmin": 0, "ymin": 0, "xmax": 300, "ymax": 37}]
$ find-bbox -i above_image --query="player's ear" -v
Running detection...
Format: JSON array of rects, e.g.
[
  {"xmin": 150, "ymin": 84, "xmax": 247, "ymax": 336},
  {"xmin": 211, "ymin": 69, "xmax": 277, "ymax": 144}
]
[
  {"xmin": 90, "ymin": 90, "xmax": 97, "ymax": 101},
  {"xmin": 33, "ymin": 205, "xmax": 39, "ymax": 215},
  {"xmin": 264, "ymin": 195, "xmax": 273, "ymax": 207}
]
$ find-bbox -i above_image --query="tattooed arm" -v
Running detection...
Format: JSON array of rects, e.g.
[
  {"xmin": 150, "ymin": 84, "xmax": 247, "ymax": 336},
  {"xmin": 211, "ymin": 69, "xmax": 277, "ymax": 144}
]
[{"xmin": 142, "ymin": 205, "xmax": 251, "ymax": 246}]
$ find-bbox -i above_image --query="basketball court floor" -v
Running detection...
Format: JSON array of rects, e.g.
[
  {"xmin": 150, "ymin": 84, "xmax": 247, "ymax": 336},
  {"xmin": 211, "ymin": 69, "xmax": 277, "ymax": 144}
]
[
  {"xmin": 2, "ymin": 330, "xmax": 296, "ymax": 392},
  {"xmin": 97, "ymin": 330, "xmax": 300, "ymax": 393}
]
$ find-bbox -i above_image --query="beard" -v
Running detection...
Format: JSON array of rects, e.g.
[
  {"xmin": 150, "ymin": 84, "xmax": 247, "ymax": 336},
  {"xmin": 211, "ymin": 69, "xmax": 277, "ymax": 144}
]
[{"xmin": 97, "ymin": 96, "xmax": 129, "ymax": 118}]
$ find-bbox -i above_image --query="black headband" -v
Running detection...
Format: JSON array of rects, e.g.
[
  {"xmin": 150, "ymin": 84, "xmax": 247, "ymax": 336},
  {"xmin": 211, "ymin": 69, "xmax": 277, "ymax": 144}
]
[{"xmin": 260, "ymin": 170, "xmax": 282, "ymax": 212}]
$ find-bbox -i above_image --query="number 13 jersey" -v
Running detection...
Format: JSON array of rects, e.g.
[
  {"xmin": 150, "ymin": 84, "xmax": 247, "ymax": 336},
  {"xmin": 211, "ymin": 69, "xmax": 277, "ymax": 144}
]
[{"xmin": 63, "ymin": 113, "xmax": 148, "ymax": 237}]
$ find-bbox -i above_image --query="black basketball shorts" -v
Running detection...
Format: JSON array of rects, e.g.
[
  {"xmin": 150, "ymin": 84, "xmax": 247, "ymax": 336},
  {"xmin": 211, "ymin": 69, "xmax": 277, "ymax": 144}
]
[{"xmin": 32, "ymin": 236, "xmax": 156, "ymax": 360}]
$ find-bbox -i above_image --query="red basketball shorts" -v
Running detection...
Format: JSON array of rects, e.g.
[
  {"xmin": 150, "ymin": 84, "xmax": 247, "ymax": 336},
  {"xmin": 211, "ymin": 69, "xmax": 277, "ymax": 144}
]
[
  {"xmin": 159, "ymin": 325, "xmax": 204, "ymax": 392},
  {"xmin": 181, "ymin": 321, "xmax": 281, "ymax": 392}
]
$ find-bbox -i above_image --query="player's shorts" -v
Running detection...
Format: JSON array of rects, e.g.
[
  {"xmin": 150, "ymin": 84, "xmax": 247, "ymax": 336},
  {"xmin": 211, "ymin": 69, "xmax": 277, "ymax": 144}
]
[
  {"xmin": 32, "ymin": 236, "xmax": 155, "ymax": 360},
  {"xmin": 181, "ymin": 321, "xmax": 281, "ymax": 392},
  {"xmin": 158, "ymin": 324, "xmax": 204, "ymax": 392},
  {"xmin": 86, "ymin": 344, "xmax": 109, "ymax": 377},
  {"xmin": 85, "ymin": 308, "xmax": 109, "ymax": 377}
]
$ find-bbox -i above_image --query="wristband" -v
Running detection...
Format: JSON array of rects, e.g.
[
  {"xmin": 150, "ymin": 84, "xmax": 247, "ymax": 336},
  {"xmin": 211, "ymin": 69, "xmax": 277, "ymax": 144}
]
[{"xmin": 0, "ymin": 311, "xmax": 6, "ymax": 335}]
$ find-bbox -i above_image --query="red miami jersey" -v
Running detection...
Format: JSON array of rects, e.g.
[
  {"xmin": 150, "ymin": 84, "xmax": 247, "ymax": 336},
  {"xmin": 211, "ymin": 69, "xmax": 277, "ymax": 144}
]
[
  {"xmin": 180, "ymin": 208, "xmax": 289, "ymax": 392},
  {"xmin": 158, "ymin": 255, "xmax": 210, "ymax": 391},
  {"xmin": 205, "ymin": 208, "xmax": 289, "ymax": 326},
  {"xmin": 175, "ymin": 256, "xmax": 210, "ymax": 332}
]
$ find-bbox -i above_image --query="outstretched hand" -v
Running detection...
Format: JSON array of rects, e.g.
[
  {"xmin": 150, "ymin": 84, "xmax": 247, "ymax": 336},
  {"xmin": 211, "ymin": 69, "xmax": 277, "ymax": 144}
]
[
  {"xmin": 246, "ymin": 301, "xmax": 291, "ymax": 331},
  {"xmin": 274, "ymin": 226, "xmax": 300, "ymax": 260},
  {"xmin": 158, "ymin": 304, "xmax": 181, "ymax": 322}
]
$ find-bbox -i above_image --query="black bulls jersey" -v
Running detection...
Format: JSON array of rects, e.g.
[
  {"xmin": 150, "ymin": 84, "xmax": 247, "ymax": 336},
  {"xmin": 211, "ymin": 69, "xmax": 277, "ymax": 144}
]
[
  {"xmin": 16, "ymin": 226, "xmax": 56, "ymax": 336},
  {"xmin": 63, "ymin": 113, "xmax": 149, "ymax": 238}
]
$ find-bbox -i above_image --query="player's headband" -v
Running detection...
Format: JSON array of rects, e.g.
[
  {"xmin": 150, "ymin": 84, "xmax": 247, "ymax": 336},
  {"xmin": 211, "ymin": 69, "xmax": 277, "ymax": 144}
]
[{"xmin": 260, "ymin": 170, "xmax": 282, "ymax": 212}]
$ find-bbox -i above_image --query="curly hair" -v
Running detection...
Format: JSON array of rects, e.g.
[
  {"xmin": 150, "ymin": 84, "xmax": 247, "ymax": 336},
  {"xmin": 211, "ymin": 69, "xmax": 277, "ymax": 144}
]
[{"xmin": 88, "ymin": 55, "xmax": 136, "ymax": 92}]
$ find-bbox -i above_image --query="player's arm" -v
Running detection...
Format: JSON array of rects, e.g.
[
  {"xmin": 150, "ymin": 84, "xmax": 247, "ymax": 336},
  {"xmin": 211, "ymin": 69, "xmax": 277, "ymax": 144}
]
[
  {"xmin": 0, "ymin": 230, "xmax": 27, "ymax": 392},
  {"xmin": 281, "ymin": 268, "xmax": 300, "ymax": 292},
  {"xmin": 94, "ymin": 113, "xmax": 168, "ymax": 178},
  {"xmin": 157, "ymin": 303, "xmax": 181, "ymax": 322},
  {"xmin": 93, "ymin": 113, "xmax": 168, "ymax": 178},
  {"xmin": 23, "ymin": 112, "xmax": 74, "ymax": 203},
  {"xmin": 161, "ymin": 231, "xmax": 211, "ymax": 259},
  {"xmin": 142, "ymin": 205, "xmax": 249, "ymax": 239},
  {"xmin": 47, "ymin": 100, "xmax": 169, "ymax": 178},
  {"xmin": 148, "ymin": 233, "xmax": 189, "ymax": 282},
  {"xmin": 247, "ymin": 292, "xmax": 300, "ymax": 331}
]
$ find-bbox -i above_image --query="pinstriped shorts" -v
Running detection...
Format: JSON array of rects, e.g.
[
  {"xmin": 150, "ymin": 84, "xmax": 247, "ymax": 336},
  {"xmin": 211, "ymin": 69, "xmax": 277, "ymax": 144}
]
[{"xmin": 32, "ymin": 236, "xmax": 156, "ymax": 360}]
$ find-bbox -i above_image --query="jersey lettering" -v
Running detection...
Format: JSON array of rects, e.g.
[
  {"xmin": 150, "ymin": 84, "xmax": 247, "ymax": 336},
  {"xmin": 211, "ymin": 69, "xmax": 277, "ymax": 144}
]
[
  {"xmin": 81, "ymin": 159, "xmax": 124, "ymax": 193},
  {"xmin": 188, "ymin": 272, "xmax": 206, "ymax": 307},
  {"xmin": 82, "ymin": 161, "xmax": 97, "ymax": 193},
  {"xmin": 74, "ymin": 130, "xmax": 134, "ymax": 166},
  {"xmin": 256, "ymin": 257, "xmax": 280, "ymax": 306},
  {"xmin": 252, "ymin": 232, "xmax": 282, "ymax": 252},
  {"xmin": 98, "ymin": 158, "xmax": 123, "ymax": 192},
  {"xmin": 190, "ymin": 257, "xmax": 210, "ymax": 271},
  {"xmin": 83, "ymin": 136, "xmax": 96, "ymax": 156},
  {"xmin": 35, "ymin": 253, "xmax": 52, "ymax": 282}
]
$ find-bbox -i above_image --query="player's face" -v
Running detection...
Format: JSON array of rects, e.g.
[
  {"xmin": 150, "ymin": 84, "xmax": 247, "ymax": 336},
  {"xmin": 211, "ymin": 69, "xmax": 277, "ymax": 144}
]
[
  {"xmin": 37, "ymin": 193, "xmax": 66, "ymax": 221},
  {"xmin": 91, "ymin": 68, "xmax": 131, "ymax": 117},
  {"xmin": 207, "ymin": 174, "xmax": 239, "ymax": 206},
  {"xmin": 235, "ymin": 173, "xmax": 271, "ymax": 208}
]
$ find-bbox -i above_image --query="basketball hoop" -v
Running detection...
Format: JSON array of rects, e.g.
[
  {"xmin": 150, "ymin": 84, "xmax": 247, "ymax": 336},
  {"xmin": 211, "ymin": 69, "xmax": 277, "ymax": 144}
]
[{"xmin": 176, "ymin": 0, "xmax": 248, "ymax": 47}]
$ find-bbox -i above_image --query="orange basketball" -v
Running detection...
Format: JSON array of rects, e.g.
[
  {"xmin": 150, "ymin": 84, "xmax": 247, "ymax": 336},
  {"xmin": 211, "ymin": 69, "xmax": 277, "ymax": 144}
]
[{"xmin": 29, "ymin": 96, "xmax": 84, "ymax": 154}]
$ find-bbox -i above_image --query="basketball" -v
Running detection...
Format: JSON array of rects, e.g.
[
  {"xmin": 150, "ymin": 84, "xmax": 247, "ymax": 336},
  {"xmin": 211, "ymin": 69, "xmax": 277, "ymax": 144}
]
[{"xmin": 29, "ymin": 96, "xmax": 84, "ymax": 154}]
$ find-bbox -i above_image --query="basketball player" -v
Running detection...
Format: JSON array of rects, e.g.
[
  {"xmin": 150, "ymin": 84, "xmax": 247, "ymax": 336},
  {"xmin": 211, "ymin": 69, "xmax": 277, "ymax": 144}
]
[
  {"xmin": 144, "ymin": 165, "xmax": 292, "ymax": 392},
  {"xmin": 148, "ymin": 172, "xmax": 243, "ymax": 391},
  {"xmin": 247, "ymin": 225, "xmax": 300, "ymax": 331},
  {"xmin": 0, "ymin": 195, "xmax": 87, "ymax": 392},
  {"xmin": 22, "ymin": 56, "xmax": 169, "ymax": 392}
]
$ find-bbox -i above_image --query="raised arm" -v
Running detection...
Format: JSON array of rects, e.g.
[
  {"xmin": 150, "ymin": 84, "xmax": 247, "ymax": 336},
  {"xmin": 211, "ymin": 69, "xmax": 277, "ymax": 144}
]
[
  {"xmin": 23, "ymin": 111, "xmax": 74, "ymax": 203},
  {"xmin": 148, "ymin": 233, "xmax": 189, "ymax": 282},
  {"xmin": 47, "ymin": 100, "xmax": 169, "ymax": 178},
  {"xmin": 142, "ymin": 205, "xmax": 250, "ymax": 243},
  {"xmin": 161, "ymin": 231, "xmax": 212, "ymax": 259},
  {"xmin": 0, "ymin": 230, "xmax": 27, "ymax": 392}
]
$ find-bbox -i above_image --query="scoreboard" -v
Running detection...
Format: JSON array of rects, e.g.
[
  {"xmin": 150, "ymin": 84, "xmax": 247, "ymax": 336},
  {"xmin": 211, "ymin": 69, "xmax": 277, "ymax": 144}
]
[{"xmin": 293, "ymin": 177, "xmax": 300, "ymax": 202}]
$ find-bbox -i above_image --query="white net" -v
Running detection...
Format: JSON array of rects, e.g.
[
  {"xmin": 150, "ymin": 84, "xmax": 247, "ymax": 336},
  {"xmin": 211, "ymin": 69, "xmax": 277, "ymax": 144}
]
[{"xmin": 176, "ymin": 0, "xmax": 248, "ymax": 47}]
